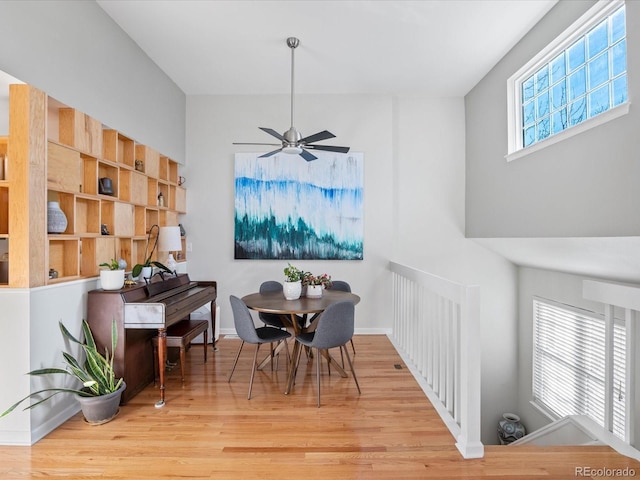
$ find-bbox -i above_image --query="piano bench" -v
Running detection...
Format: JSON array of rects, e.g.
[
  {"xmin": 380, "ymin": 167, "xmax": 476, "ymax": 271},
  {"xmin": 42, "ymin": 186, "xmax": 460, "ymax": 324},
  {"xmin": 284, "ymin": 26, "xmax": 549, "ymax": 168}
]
[{"xmin": 152, "ymin": 319, "xmax": 209, "ymax": 383}]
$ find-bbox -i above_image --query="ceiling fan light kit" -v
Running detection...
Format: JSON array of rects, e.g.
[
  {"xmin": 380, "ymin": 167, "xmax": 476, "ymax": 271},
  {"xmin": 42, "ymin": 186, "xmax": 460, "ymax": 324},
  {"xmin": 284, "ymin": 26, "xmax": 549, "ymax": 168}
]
[{"xmin": 233, "ymin": 37, "xmax": 350, "ymax": 161}]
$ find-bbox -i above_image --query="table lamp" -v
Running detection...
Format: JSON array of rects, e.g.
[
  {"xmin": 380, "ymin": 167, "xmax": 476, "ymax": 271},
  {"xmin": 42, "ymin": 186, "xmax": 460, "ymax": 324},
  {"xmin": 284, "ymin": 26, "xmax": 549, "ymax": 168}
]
[{"xmin": 158, "ymin": 225, "xmax": 182, "ymax": 272}]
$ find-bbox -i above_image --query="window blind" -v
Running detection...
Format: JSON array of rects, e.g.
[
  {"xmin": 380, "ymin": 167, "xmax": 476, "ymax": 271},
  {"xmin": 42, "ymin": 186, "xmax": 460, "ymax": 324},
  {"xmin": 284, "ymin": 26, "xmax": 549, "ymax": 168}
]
[{"xmin": 533, "ymin": 298, "xmax": 626, "ymax": 439}]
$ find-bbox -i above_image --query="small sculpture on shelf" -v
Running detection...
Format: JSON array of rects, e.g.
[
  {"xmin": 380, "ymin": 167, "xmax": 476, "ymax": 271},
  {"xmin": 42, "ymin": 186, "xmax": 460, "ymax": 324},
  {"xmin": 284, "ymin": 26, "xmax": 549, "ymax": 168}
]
[{"xmin": 98, "ymin": 177, "xmax": 114, "ymax": 195}]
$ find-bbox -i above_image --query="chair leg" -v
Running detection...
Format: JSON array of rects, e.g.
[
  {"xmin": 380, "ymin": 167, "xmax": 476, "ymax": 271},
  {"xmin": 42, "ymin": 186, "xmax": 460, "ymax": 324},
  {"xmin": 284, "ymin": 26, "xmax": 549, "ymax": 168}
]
[
  {"xmin": 293, "ymin": 342, "xmax": 305, "ymax": 387},
  {"xmin": 270, "ymin": 343, "xmax": 275, "ymax": 371},
  {"xmin": 227, "ymin": 341, "xmax": 245, "ymax": 382},
  {"xmin": 342, "ymin": 345, "xmax": 361, "ymax": 394},
  {"xmin": 247, "ymin": 343, "xmax": 261, "ymax": 400},
  {"xmin": 316, "ymin": 347, "xmax": 321, "ymax": 408},
  {"xmin": 350, "ymin": 338, "xmax": 356, "ymax": 355}
]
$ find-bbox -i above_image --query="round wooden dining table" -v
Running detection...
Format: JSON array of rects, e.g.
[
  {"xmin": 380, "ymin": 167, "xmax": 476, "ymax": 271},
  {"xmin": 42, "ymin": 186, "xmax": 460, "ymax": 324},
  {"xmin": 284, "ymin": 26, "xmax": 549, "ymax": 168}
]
[{"xmin": 241, "ymin": 289, "xmax": 360, "ymax": 394}]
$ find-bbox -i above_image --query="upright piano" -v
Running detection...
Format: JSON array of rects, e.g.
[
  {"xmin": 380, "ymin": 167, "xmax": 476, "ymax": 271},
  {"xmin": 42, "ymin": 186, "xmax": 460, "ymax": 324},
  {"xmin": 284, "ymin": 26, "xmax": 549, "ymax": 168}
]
[{"xmin": 87, "ymin": 274, "xmax": 217, "ymax": 406}]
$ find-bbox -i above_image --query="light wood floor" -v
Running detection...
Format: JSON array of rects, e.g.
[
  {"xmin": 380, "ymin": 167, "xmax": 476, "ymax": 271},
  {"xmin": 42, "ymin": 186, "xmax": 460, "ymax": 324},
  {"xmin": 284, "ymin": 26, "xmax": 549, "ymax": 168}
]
[{"xmin": 0, "ymin": 335, "xmax": 638, "ymax": 479}]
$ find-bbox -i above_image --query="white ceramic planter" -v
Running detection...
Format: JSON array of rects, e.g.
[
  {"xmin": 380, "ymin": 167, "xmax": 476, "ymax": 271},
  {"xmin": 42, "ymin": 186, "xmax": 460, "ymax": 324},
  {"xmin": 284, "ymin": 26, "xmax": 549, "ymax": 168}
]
[
  {"xmin": 140, "ymin": 266, "xmax": 152, "ymax": 282},
  {"xmin": 306, "ymin": 285, "xmax": 323, "ymax": 298},
  {"xmin": 283, "ymin": 281, "xmax": 302, "ymax": 300},
  {"xmin": 100, "ymin": 269, "xmax": 125, "ymax": 290}
]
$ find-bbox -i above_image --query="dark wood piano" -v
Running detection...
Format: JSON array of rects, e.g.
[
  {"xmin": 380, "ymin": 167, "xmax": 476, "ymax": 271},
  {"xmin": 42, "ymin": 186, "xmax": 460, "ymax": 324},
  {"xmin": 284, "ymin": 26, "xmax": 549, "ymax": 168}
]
[{"xmin": 87, "ymin": 274, "xmax": 217, "ymax": 406}]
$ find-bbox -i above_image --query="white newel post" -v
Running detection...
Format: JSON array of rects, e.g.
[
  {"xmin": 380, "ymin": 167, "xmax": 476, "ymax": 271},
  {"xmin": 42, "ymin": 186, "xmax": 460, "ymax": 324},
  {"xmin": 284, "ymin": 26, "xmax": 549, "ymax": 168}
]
[{"xmin": 455, "ymin": 285, "xmax": 484, "ymax": 459}]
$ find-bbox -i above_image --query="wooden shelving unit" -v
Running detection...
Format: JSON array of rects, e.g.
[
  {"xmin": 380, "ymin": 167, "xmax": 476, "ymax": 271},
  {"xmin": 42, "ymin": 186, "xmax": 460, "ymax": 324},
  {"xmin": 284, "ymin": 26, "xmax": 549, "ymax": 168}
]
[
  {"xmin": 0, "ymin": 84, "xmax": 187, "ymax": 288},
  {"xmin": 0, "ymin": 136, "xmax": 8, "ymax": 286}
]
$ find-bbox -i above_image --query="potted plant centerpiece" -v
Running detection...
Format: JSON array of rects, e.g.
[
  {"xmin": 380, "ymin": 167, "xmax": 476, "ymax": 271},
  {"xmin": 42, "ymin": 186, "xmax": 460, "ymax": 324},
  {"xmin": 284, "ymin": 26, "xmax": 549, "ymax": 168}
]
[
  {"xmin": 303, "ymin": 273, "xmax": 332, "ymax": 298},
  {"xmin": 283, "ymin": 263, "xmax": 303, "ymax": 300},
  {"xmin": 98, "ymin": 258, "xmax": 125, "ymax": 290},
  {"xmin": 1, "ymin": 319, "xmax": 126, "ymax": 425}
]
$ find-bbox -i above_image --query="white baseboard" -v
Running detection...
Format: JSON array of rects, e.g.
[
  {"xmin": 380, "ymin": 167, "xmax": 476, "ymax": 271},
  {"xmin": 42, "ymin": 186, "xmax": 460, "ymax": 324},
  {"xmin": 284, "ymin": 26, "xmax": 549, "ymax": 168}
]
[{"xmin": 0, "ymin": 402, "xmax": 80, "ymax": 446}]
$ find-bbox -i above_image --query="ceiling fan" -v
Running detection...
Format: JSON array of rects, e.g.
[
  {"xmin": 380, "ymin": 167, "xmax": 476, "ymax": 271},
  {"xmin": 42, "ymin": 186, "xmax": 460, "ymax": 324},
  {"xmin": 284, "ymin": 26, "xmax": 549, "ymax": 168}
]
[{"xmin": 233, "ymin": 37, "xmax": 350, "ymax": 162}]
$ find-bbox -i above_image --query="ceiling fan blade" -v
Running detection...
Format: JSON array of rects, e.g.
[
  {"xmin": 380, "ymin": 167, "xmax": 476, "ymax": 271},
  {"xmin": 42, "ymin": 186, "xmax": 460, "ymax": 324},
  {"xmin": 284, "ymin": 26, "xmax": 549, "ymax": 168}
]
[
  {"xmin": 305, "ymin": 144, "xmax": 350, "ymax": 154},
  {"xmin": 259, "ymin": 127, "xmax": 285, "ymax": 141},
  {"xmin": 300, "ymin": 149, "xmax": 318, "ymax": 162},
  {"xmin": 259, "ymin": 148, "xmax": 283, "ymax": 158},
  {"xmin": 232, "ymin": 142, "xmax": 281, "ymax": 146},
  {"xmin": 299, "ymin": 130, "xmax": 335, "ymax": 145}
]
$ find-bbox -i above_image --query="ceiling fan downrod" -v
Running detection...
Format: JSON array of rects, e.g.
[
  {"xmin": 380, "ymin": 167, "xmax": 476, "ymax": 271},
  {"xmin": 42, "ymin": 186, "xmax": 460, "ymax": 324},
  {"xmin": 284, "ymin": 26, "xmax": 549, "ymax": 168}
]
[
  {"xmin": 283, "ymin": 37, "xmax": 302, "ymax": 151},
  {"xmin": 232, "ymin": 35, "xmax": 350, "ymax": 161}
]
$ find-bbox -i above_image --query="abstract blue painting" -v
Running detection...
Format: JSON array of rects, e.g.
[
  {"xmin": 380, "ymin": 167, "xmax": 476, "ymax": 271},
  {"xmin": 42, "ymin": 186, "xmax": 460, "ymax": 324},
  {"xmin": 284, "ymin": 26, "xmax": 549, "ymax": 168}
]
[{"xmin": 234, "ymin": 151, "xmax": 363, "ymax": 260}]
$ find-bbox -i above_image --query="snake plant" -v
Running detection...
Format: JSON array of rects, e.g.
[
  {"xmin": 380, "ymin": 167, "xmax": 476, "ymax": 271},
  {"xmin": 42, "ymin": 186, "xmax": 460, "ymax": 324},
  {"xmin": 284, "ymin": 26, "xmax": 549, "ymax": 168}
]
[{"xmin": 0, "ymin": 319, "xmax": 123, "ymax": 417}]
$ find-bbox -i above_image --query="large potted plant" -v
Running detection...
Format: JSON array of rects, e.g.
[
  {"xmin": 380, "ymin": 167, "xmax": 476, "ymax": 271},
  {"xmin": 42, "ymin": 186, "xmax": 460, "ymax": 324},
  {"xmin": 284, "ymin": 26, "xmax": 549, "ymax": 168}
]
[{"xmin": 1, "ymin": 319, "xmax": 126, "ymax": 425}]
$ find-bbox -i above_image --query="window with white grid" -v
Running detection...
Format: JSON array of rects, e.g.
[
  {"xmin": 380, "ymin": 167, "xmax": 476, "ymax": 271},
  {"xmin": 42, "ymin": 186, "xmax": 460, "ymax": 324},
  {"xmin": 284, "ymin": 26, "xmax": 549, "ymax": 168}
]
[
  {"xmin": 507, "ymin": 0, "xmax": 628, "ymax": 158},
  {"xmin": 533, "ymin": 298, "xmax": 626, "ymax": 439}
]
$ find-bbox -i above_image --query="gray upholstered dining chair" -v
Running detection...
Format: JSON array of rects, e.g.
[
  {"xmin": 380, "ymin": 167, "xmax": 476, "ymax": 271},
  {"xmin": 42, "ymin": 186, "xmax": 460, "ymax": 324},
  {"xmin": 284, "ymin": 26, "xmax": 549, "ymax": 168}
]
[
  {"xmin": 258, "ymin": 280, "xmax": 286, "ymax": 328},
  {"xmin": 258, "ymin": 280, "xmax": 305, "ymax": 330},
  {"xmin": 329, "ymin": 280, "xmax": 356, "ymax": 356},
  {"xmin": 228, "ymin": 295, "xmax": 291, "ymax": 399},
  {"xmin": 294, "ymin": 300, "xmax": 361, "ymax": 407}
]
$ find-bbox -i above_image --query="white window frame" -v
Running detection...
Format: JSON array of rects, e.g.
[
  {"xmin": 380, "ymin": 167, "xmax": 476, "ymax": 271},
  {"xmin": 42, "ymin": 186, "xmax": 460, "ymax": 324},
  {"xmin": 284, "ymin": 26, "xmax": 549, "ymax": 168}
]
[
  {"xmin": 532, "ymin": 297, "xmax": 627, "ymax": 440},
  {"xmin": 506, "ymin": 0, "xmax": 629, "ymax": 162}
]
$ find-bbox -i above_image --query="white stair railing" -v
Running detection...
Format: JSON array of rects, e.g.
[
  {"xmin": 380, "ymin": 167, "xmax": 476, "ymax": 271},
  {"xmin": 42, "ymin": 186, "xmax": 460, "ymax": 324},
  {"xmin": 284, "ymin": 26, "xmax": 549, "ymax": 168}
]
[
  {"xmin": 583, "ymin": 279, "xmax": 639, "ymax": 452},
  {"xmin": 389, "ymin": 261, "xmax": 483, "ymax": 459}
]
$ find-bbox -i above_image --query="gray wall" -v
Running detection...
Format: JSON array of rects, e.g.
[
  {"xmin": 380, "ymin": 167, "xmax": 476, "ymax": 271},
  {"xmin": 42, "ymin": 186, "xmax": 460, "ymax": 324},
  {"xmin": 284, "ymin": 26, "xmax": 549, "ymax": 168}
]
[
  {"xmin": 465, "ymin": 0, "xmax": 640, "ymax": 238},
  {"xmin": 0, "ymin": 0, "xmax": 185, "ymax": 444},
  {"xmin": 465, "ymin": 0, "xmax": 640, "ymax": 447},
  {"xmin": 0, "ymin": 0, "xmax": 185, "ymax": 162}
]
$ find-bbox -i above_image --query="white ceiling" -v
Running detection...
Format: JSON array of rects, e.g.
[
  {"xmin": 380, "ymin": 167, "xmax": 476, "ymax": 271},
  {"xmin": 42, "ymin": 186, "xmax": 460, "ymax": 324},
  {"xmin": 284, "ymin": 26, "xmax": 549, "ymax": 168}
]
[{"xmin": 96, "ymin": 0, "xmax": 558, "ymax": 97}]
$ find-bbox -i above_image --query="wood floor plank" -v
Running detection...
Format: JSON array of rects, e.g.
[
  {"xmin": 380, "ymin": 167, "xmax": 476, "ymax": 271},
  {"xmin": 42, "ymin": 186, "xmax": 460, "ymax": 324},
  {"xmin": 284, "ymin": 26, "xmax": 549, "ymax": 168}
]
[{"xmin": 0, "ymin": 335, "xmax": 637, "ymax": 479}]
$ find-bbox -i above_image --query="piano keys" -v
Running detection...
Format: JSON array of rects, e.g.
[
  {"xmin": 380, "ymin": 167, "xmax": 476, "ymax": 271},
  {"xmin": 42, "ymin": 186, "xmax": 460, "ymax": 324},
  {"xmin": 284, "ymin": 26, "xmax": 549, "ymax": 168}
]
[{"xmin": 87, "ymin": 274, "xmax": 216, "ymax": 406}]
